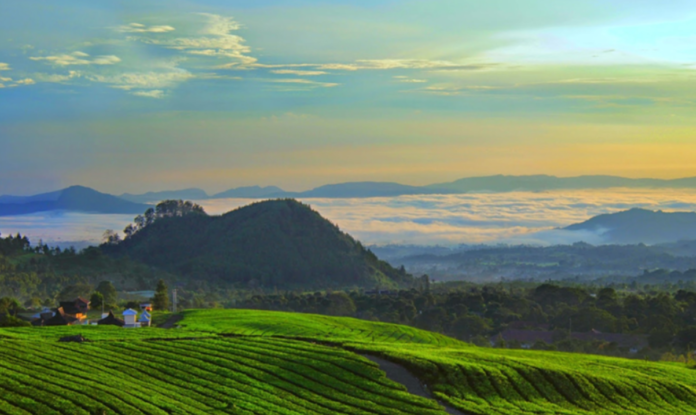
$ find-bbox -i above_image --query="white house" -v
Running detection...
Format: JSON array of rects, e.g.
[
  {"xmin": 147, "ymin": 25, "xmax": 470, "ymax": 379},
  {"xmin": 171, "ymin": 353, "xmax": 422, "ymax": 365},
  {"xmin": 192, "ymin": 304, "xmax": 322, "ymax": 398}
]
[{"xmin": 122, "ymin": 308, "xmax": 140, "ymax": 328}]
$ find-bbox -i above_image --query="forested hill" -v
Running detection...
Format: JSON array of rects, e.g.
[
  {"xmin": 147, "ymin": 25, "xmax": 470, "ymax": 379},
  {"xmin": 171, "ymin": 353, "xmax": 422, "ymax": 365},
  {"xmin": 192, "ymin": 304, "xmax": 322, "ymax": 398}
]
[{"xmin": 103, "ymin": 199, "xmax": 412, "ymax": 290}]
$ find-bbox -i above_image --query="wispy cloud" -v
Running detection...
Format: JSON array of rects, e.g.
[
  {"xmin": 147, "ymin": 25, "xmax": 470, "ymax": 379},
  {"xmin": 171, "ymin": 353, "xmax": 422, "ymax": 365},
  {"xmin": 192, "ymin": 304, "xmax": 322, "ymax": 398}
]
[
  {"xmin": 270, "ymin": 79, "xmax": 339, "ymax": 88},
  {"xmin": 553, "ymin": 77, "xmax": 659, "ymax": 85},
  {"xmin": 116, "ymin": 23, "xmax": 175, "ymax": 33},
  {"xmin": 86, "ymin": 69, "xmax": 194, "ymax": 91},
  {"xmin": 271, "ymin": 69, "xmax": 328, "ymax": 76},
  {"xmin": 33, "ymin": 70, "xmax": 82, "ymax": 83},
  {"xmin": 130, "ymin": 13, "xmax": 256, "ymax": 66},
  {"xmin": 422, "ymin": 85, "xmax": 501, "ymax": 95},
  {"xmin": 351, "ymin": 59, "xmax": 495, "ymax": 71},
  {"xmin": 394, "ymin": 76, "xmax": 428, "ymax": 83},
  {"xmin": 14, "ymin": 12, "xmax": 505, "ymax": 100},
  {"xmin": 30, "ymin": 51, "xmax": 120, "ymax": 66},
  {"xmin": 256, "ymin": 59, "xmax": 498, "ymax": 73},
  {"xmin": 130, "ymin": 89, "xmax": 165, "ymax": 98},
  {"xmin": 0, "ymin": 63, "xmax": 10, "ymax": 71},
  {"xmin": 12, "ymin": 78, "xmax": 35, "ymax": 86}
]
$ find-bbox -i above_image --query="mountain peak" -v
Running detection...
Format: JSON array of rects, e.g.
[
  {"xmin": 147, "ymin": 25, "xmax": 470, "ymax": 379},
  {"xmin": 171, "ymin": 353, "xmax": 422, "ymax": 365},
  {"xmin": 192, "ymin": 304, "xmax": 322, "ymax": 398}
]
[
  {"xmin": 105, "ymin": 199, "xmax": 411, "ymax": 290},
  {"xmin": 0, "ymin": 185, "xmax": 149, "ymax": 216}
]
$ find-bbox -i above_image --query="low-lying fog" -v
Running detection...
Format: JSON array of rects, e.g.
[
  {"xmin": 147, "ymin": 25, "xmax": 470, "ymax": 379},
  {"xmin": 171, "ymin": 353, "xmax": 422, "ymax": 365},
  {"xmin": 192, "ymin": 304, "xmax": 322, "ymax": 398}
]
[{"xmin": 3, "ymin": 188, "xmax": 696, "ymax": 249}]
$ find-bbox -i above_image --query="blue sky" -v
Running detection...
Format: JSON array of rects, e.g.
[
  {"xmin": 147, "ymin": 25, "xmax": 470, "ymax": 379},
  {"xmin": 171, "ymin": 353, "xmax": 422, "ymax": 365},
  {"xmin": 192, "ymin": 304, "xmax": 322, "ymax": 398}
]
[{"xmin": 1, "ymin": 1, "xmax": 696, "ymax": 194}]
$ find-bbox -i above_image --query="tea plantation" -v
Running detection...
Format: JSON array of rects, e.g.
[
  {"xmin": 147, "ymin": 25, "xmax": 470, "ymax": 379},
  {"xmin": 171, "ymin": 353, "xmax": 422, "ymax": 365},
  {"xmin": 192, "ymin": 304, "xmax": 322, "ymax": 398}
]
[{"xmin": 2, "ymin": 309, "xmax": 696, "ymax": 414}]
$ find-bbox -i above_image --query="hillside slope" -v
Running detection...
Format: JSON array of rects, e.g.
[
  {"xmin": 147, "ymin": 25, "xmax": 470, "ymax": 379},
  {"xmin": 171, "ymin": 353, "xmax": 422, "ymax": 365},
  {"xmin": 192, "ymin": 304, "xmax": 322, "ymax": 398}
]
[
  {"xmin": 178, "ymin": 309, "xmax": 696, "ymax": 415},
  {"xmin": 104, "ymin": 199, "xmax": 411, "ymax": 289},
  {"xmin": 3, "ymin": 310, "xmax": 696, "ymax": 414}
]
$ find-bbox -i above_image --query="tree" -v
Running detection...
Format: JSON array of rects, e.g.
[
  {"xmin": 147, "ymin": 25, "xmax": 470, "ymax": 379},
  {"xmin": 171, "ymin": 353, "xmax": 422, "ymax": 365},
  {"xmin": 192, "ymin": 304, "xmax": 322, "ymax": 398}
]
[
  {"xmin": 0, "ymin": 315, "xmax": 30, "ymax": 327},
  {"xmin": 102, "ymin": 230, "xmax": 121, "ymax": 245},
  {"xmin": 324, "ymin": 292, "xmax": 356, "ymax": 316},
  {"xmin": 90, "ymin": 292, "xmax": 104, "ymax": 310},
  {"xmin": 152, "ymin": 279, "xmax": 169, "ymax": 311},
  {"xmin": 96, "ymin": 281, "xmax": 117, "ymax": 308},
  {"xmin": 420, "ymin": 274, "xmax": 431, "ymax": 292},
  {"xmin": 450, "ymin": 315, "xmax": 492, "ymax": 340},
  {"xmin": 123, "ymin": 224, "xmax": 137, "ymax": 239},
  {"xmin": 57, "ymin": 283, "xmax": 93, "ymax": 301},
  {"xmin": 0, "ymin": 297, "xmax": 21, "ymax": 317}
]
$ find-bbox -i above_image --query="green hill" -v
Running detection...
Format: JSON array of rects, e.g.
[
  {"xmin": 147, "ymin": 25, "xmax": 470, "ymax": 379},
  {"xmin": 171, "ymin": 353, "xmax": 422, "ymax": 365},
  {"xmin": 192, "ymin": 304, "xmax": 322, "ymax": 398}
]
[
  {"xmin": 177, "ymin": 309, "xmax": 696, "ymax": 415},
  {"xmin": 178, "ymin": 309, "xmax": 463, "ymax": 346},
  {"xmin": 105, "ymin": 199, "xmax": 411, "ymax": 290},
  {"xmin": 3, "ymin": 309, "xmax": 696, "ymax": 414}
]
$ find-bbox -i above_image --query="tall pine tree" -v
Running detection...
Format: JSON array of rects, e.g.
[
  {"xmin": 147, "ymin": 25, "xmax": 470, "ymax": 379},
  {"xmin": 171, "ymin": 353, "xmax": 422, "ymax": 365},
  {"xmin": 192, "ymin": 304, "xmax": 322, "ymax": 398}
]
[{"xmin": 152, "ymin": 279, "xmax": 169, "ymax": 311}]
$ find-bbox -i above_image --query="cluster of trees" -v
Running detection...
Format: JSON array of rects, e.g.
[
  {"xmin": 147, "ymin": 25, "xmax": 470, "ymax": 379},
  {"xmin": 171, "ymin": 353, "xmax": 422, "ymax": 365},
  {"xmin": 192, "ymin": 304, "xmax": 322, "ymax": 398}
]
[
  {"xmin": 237, "ymin": 281, "xmax": 696, "ymax": 359},
  {"xmin": 123, "ymin": 200, "xmax": 205, "ymax": 239},
  {"xmin": 87, "ymin": 281, "xmax": 118, "ymax": 310},
  {"xmin": 0, "ymin": 233, "xmax": 173, "ymax": 303}
]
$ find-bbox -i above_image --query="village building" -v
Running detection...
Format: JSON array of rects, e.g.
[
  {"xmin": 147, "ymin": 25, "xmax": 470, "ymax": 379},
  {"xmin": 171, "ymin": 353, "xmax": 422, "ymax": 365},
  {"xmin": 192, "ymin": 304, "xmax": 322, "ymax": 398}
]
[
  {"xmin": 97, "ymin": 311, "xmax": 125, "ymax": 327},
  {"xmin": 139, "ymin": 310, "xmax": 151, "ymax": 327},
  {"xmin": 31, "ymin": 298, "xmax": 90, "ymax": 326},
  {"xmin": 59, "ymin": 297, "xmax": 90, "ymax": 318},
  {"xmin": 41, "ymin": 307, "xmax": 80, "ymax": 326},
  {"xmin": 122, "ymin": 308, "xmax": 140, "ymax": 328}
]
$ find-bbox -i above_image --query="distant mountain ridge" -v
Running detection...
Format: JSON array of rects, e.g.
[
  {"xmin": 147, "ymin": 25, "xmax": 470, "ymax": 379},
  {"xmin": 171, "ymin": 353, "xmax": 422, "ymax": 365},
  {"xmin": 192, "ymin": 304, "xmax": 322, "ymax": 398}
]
[
  {"xmin": 6, "ymin": 174, "xmax": 696, "ymax": 216},
  {"xmin": 0, "ymin": 186, "xmax": 149, "ymax": 216},
  {"xmin": 212, "ymin": 185, "xmax": 285, "ymax": 199},
  {"xmin": 208, "ymin": 175, "xmax": 696, "ymax": 198},
  {"xmin": 119, "ymin": 188, "xmax": 208, "ymax": 203},
  {"xmin": 564, "ymin": 208, "xmax": 696, "ymax": 245},
  {"xmin": 426, "ymin": 174, "xmax": 696, "ymax": 193}
]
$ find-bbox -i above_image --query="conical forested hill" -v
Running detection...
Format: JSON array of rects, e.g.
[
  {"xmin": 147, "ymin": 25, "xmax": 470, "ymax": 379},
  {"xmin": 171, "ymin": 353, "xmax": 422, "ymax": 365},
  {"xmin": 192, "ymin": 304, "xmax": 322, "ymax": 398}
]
[{"xmin": 104, "ymin": 199, "xmax": 411, "ymax": 290}]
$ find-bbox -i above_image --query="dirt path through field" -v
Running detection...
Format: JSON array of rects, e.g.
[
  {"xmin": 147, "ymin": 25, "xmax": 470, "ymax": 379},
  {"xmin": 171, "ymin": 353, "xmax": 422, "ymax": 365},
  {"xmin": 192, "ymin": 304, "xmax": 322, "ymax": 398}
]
[
  {"xmin": 159, "ymin": 314, "xmax": 183, "ymax": 329},
  {"xmin": 362, "ymin": 354, "xmax": 468, "ymax": 415},
  {"xmin": 159, "ymin": 318, "xmax": 467, "ymax": 414}
]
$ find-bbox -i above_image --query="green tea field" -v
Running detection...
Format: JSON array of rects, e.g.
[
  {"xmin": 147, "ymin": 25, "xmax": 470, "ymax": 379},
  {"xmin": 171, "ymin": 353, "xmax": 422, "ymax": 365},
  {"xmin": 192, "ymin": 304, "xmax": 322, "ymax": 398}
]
[{"xmin": 2, "ymin": 309, "xmax": 696, "ymax": 414}]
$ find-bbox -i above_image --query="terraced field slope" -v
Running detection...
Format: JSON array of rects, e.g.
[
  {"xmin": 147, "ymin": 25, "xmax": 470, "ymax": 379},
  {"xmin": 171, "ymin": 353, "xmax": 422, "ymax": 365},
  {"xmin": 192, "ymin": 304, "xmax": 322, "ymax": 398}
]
[
  {"xmin": 0, "ymin": 336, "xmax": 444, "ymax": 415},
  {"xmin": 181, "ymin": 309, "xmax": 696, "ymax": 415},
  {"xmin": 179, "ymin": 309, "xmax": 463, "ymax": 346},
  {"xmin": 1, "ymin": 309, "xmax": 696, "ymax": 414}
]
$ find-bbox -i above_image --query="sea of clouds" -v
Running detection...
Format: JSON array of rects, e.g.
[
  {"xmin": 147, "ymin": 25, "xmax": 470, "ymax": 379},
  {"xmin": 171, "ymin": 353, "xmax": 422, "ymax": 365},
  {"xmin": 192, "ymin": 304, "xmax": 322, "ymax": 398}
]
[{"xmin": 4, "ymin": 188, "xmax": 696, "ymax": 249}]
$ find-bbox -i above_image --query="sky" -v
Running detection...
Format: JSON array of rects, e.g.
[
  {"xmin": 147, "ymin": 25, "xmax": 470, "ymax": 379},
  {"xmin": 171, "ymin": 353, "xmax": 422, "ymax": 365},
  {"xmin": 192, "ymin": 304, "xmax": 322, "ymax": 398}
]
[{"xmin": 2, "ymin": 1, "xmax": 696, "ymax": 195}]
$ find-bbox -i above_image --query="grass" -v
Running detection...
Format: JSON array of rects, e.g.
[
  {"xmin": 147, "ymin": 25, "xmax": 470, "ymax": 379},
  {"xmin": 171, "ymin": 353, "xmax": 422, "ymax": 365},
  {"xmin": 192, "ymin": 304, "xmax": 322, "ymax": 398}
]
[
  {"xmin": 2, "ymin": 308, "xmax": 696, "ymax": 414},
  {"xmin": 181, "ymin": 309, "xmax": 696, "ymax": 415},
  {"xmin": 347, "ymin": 343, "xmax": 696, "ymax": 415},
  {"xmin": 0, "ymin": 336, "xmax": 443, "ymax": 414},
  {"xmin": 0, "ymin": 324, "xmax": 214, "ymax": 341}
]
